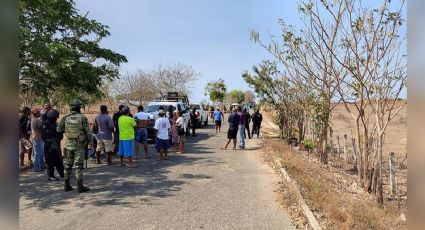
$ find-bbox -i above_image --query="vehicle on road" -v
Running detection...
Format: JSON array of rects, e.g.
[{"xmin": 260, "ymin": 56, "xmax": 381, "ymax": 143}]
[
  {"xmin": 145, "ymin": 93, "xmax": 191, "ymax": 141},
  {"xmin": 189, "ymin": 103, "xmax": 208, "ymax": 128},
  {"xmin": 230, "ymin": 103, "xmax": 240, "ymax": 111}
]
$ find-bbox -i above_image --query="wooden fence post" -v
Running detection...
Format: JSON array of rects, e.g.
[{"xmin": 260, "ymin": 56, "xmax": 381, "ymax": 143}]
[
  {"xmin": 336, "ymin": 135, "xmax": 341, "ymax": 157},
  {"xmin": 329, "ymin": 127, "xmax": 334, "ymax": 155},
  {"xmin": 389, "ymin": 152, "xmax": 397, "ymax": 196},
  {"xmin": 343, "ymin": 134, "xmax": 348, "ymax": 163},
  {"xmin": 351, "ymin": 138, "xmax": 358, "ymax": 171}
]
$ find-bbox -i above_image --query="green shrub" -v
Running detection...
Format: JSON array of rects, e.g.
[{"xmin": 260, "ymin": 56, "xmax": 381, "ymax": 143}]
[{"xmin": 300, "ymin": 139, "xmax": 315, "ymax": 151}]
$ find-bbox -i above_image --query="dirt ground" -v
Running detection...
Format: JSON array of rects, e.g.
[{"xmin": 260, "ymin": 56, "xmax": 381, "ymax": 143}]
[
  {"xmin": 261, "ymin": 140, "xmax": 407, "ymax": 230},
  {"xmin": 330, "ymin": 102, "xmax": 407, "ymax": 160},
  {"xmin": 259, "ymin": 104, "xmax": 407, "ymax": 229}
]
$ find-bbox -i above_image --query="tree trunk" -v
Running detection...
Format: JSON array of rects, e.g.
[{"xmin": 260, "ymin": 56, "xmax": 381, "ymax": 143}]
[
  {"xmin": 371, "ymin": 140, "xmax": 379, "ymax": 194},
  {"xmin": 320, "ymin": 122, "xmax": 329, "ymax": 164},
  {"xmin": 336, "ymin": 135, "xmax": 341, "ymax": 157},
  {"xmin": 389, "ymin": 152, "xmax": 397, "ymax": 196},
  {"xmin": 376, "ymin": 137, "xmax": 384, "ymax": 206},
  {"xmin": 352, "ymin": 138, "xmax": 358, "ymax": 172},
  {"xmin": 343, "ymin": 134, "xmax": 348, "ymax": 163},
  {"xmin": 329, "ymin": 127, "xmax": 334, "ymax": 155}
]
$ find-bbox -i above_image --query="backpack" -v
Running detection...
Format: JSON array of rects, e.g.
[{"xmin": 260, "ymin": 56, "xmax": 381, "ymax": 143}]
[{"xmin": 65, "ymin": 114, "xmax": 84, "ymax": 140}]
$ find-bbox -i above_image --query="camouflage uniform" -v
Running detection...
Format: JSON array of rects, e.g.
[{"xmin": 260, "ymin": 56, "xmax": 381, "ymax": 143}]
[{"xmin": 57, "ymin": 99, "xmax": 92, "ymax": 192}]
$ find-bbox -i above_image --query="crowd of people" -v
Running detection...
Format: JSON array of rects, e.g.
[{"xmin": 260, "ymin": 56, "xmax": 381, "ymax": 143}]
[
  {"xmin": 220, "ymin": 106, "xmax": 263, "ymax": 150},
  {"xmin": 19, "ymin": 100, "xmax": 262, "ymax": 193},
  {"xmin": 18, "ymin": 100, "xmax": 189, "ymax": 193}
]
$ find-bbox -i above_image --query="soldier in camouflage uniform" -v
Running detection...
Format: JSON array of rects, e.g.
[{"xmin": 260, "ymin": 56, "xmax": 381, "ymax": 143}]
[{"xmin": 57, "ymin": 99, "xmax": 92, "ymax": 193}]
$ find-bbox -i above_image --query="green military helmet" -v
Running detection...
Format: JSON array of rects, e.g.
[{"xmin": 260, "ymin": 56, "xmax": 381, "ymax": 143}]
[{"xmin": 69, "ymin": 99, "xmax": 83, "ymax": 109}]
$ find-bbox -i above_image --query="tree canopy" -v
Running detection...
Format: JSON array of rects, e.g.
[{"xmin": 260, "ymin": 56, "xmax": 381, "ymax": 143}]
[
  {"xmin": 110, "ymin": 63, "xmax": 199, "ymax": 106},
  {"xmin": 204, "ymin": 78, "xmax": 227, "ymax": 103},
  {"xmin": 19, "ymin": 0, "xmax": 127, "ymax": 106},
  {"xmin": 226, "ymin": 90, "xmax": 245, "ymax": 104}
]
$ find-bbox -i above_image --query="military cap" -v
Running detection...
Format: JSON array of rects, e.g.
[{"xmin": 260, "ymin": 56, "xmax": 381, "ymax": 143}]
[{"xmin": 69, "ymin": 99, "xmax": 83, "ymax": 107}]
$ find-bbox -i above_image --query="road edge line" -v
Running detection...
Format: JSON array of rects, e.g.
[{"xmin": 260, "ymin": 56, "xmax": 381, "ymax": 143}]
[{"xmin": 272, "ymin": 156, "xmax": 322, "ymax": 230}]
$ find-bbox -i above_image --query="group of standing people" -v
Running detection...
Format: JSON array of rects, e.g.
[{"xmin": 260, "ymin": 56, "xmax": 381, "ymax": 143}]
[
  {"xmin": 19, "ymin": 100, "xmax": 260, "ymax": 193},
  {"xmin": 96, "ymin": 104, "xmax": 187, "ymax": 167},
  {"xmin": 19, "ymin": 99, "xmax": 189, "ymax": 193},
  {"xmin": 19, "ymin": 103, "xmax": 65, "ymax": 181},
  {"xmin": 19, "ymin": 100, "xmax": 91, "ymax": 192},
  {"xmin": 154, "ymin": 105, "xmax": 187, "ymax": 160},
  {"xmin": 221, "ymin": 106, "xmax": 263, "ymax": 150}
]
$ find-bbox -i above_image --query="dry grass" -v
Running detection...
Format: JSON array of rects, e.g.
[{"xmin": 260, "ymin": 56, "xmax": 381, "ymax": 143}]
[
  {"xmin": 262, "ymin": 139, "xmax": 406, "ymax": 230},
  {"xmin": 330, "ymin": 102, "xmax": 407, "ymax": 160}
]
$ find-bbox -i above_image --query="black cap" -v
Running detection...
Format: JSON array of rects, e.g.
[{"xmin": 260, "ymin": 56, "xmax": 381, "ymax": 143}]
[
  {"xmin": 121, "ymin": 106, "xmax": 130, "ymax": 114},
  {"xmin": 118, "ymin": 105, "xmax": 125, "ymax": 111}
]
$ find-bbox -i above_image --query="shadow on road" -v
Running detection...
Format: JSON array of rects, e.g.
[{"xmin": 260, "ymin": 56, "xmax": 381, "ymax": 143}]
[{"xmin": 19, "ymin": 126, "xmax": 221, "ymax": 212}]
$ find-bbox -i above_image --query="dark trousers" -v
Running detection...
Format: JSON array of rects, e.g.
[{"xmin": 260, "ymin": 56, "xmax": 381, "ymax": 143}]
[
  {"xmin": 191, "ymin": 120, "xmax": 196, "ymax": 136},
  {"xmin": 244, "ymin": 123, "xmax": 251, "ymax": 139},
  {"xmin": 251, "ymin": 124, "xmax": 261, "ymax": 138},
  {"xmin": 44, "ymin": 141, "xmax": 64, "ymax": 178}
]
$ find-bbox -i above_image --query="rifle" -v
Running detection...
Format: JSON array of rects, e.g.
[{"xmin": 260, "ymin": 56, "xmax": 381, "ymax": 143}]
[{"xmin": 84, "ymin": 140, "xmax": 89, "ymax": 169}]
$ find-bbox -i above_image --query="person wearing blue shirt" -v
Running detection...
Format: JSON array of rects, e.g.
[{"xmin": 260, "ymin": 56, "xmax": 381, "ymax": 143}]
[{"xmin": 213, "ymin": 108, "xmax": 224, "ymax": 133}]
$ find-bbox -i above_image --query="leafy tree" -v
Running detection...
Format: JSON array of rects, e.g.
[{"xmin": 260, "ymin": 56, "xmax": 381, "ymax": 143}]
[
  {"xmin": 247, "ymin": 0, "xmax": 406, "ymax": 205},
  {"xmin": 226, "ymin": 90, "xmax": 245, "ymax": 104},
  {"xmin": 204, "ymin": 78, "xmax": 227, "ymax": 104},
  {"xmin": 19, "ymin": 0, "xmax": 127, "ymax": 106}
]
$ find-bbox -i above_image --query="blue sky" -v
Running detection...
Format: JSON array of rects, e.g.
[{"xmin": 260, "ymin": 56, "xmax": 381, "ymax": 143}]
[
  {"xmin": 75, "ymin": 0, "xmax": 407, "ymax": 102},
  {"xmin": 74, "ymin": 0, "xmax": 301, "ymax": 102}
]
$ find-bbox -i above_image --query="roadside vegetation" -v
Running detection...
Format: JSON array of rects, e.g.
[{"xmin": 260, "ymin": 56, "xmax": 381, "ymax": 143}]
[
  {"xmin": 262, "ymin": 139, "xmax": 405, "ymax": 229},
  {"xmin": 244, "ymin": 0, "xmax": 406, "ymax": 207}
]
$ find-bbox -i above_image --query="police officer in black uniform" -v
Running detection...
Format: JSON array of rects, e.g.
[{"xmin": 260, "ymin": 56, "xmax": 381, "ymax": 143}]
[
  {"xmin": 251, "ymin": 108, "xmax": 263, "ymax": 138},
  {"xmin": 190, "ymin": 107, "xmax": 197, "ymax": 136},
  {"xmin": 41, "ymin": 109, "xmax": 65, "ymax": 181}
]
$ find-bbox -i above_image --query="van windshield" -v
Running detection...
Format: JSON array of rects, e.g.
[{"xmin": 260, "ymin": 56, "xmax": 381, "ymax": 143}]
[
  {"xmin": 146, "ymin": 105, "xmax": 176, "ymax": 113},
  {"xmin": 190, "ymin": 104, "xmax": 201, "ymax": 110}
]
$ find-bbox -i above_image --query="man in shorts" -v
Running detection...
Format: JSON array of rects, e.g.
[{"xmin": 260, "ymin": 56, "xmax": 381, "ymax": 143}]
[
  {"xmin": 134, "ymin": 105, "xmax": 150, "ymax": 159},
  {"xmin": 94, "ymin": 105, "xmax": 114, "ymax": 165},
  {"xmin": 213, "ymin": 108, "xmax": 224, "ymax": 133},
  {"xmin": 175, "ymin": 111, "xmax": 186, "ymax": 154},
  {"xmin": 223, "ymin": 108, "xmax": 240, "ymax": 150},
  {"xmin": 154, "ymin": 110, "xmax": 171, "ymax": 160}
]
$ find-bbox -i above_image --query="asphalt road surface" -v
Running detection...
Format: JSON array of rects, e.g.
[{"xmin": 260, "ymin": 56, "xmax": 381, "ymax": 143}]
[{"xmin": 19, "ymin": 120, "xmax": 295, "ymax": 230}]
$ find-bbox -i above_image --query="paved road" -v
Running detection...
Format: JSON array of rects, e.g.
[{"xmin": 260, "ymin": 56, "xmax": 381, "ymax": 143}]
[{"xmin": 19, "ymin": 120, "xmax": 294, "ymax": 230}]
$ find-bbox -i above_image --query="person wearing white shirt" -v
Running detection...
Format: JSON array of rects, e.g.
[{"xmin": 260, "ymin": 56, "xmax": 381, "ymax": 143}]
[
  {"xmin": 175, "ymin": 111, "xmax": 186, "ymax": 154},
  {"xmin": 154, "ymin": 110, "xmax": 171, "ymax": 160}
]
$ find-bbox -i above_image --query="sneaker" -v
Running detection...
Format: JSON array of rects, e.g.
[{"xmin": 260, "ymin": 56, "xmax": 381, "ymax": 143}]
[{"xmin": 48, "ymin": 176, "xmax": 59, "ymax": 181}]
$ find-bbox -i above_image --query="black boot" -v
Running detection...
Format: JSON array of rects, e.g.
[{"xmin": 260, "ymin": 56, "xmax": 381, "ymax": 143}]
[
  {"xmin": 64, "ymin": 179, "xmax": 74, "ymax": 192},
  {"xmin": 77, "ymin": 180, "xmax": 90, "ymax": 193}
]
